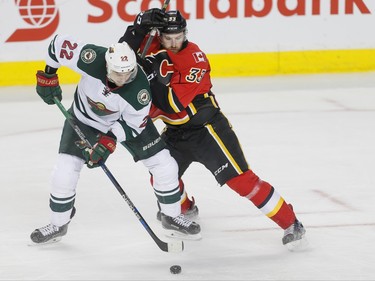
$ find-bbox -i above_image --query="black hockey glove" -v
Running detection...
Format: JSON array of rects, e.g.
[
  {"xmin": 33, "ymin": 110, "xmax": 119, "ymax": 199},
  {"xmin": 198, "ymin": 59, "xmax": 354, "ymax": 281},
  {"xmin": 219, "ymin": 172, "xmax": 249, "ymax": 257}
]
[
  {"xmin": 137, "ymin": 56, "xmax": 158, "ymax": 82},
  {"xmin": 134, "ymin": 8, "xmax": 167, "ymax": 34},
  {"xmin": 36, "ymin": 70, "xmax": 62, "ymax": 105}
]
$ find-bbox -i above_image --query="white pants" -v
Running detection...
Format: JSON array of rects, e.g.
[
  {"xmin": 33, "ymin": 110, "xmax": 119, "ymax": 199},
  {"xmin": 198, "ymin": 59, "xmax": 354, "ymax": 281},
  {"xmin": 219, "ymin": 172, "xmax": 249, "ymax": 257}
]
[
  {"xmin": 50, "ymin": 153, "xmax": 84, "ymax": 226},
  {"xmin": 50, "ymin": 149, "xmax": 181, "ymax": 226},
  {"xmin": 141, "ymin": 149, "xmax": 181, "ymax": 217}
]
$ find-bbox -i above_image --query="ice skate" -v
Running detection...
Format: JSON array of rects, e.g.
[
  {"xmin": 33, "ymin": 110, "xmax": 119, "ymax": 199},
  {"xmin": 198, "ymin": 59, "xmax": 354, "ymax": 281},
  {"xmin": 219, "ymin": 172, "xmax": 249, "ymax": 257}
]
[
  {"xmin": 30, "ymin": 207, "xmax": 75, "ymax": 245},
  {"xmin": 30, "ymin": 223, "xmax": 69, "ymax": 245},
  {"xmin": 161, "ymin": 213, "xmax": 202, "ymax": 241},
  {"xmin": 282, "ymin": 219, "xmax": 308, "ymax": 251},
  {"xmin": 156, "ymin": 197, "xmax": 199, "ymax": 221}
]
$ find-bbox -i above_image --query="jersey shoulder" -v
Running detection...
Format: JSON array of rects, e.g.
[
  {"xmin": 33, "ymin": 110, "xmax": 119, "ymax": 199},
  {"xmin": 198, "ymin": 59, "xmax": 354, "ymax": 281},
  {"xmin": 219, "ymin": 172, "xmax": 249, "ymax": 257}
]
[
  {"xmin": 115, "ymin": 65, "xmax": 152, "ymax": 111},
  {"xmin": 168, "ymin": 41, "xmax": 209, "ymax": 69},
  {"xmin": 77, "ymin": 44, "xmax": 107, "ymax": 82}
]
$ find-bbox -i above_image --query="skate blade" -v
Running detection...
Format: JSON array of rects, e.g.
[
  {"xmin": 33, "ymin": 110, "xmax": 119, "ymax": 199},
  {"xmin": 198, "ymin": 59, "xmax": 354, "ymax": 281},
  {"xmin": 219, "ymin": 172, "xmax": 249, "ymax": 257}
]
[
  {"xmin": 27, "ymin": 236, "xmax": 62, "ymax": 246},
  {"xmin": 184, "ymin": 214, "xmax": 200, "ymax": 221},
  {"xmin": 285, "ymin": 236, "xmax": 309, "ymax": 252},
  {"xmin": 165, "ymin": 230, "xmax": 202, "ymax": 241}
]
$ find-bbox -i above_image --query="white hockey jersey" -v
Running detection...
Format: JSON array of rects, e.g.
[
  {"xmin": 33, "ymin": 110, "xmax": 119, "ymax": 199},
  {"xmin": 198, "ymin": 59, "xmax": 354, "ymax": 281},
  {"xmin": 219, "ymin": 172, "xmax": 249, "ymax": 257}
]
[{"xmin": 46, "ymin": 34, "xmax": 152, "ymax": 143}]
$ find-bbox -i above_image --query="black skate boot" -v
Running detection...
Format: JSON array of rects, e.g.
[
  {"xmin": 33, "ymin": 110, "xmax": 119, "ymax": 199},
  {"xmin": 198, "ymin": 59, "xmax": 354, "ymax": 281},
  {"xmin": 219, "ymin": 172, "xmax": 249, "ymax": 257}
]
[
  {"xmin": 161, "ymin": 213, "xmax": 201, "ymax": 240},
  {"xmin": 156, "ymin": 198, "xmax": 199, "ymax": 221},
  {"xmin": 282, "ymin": 219, "xmax": 308, "ymax": 251},
  {"xmin": 30, "ymin": 207, "xmax": 76, "ymax": 245},
  {"xmin": 30, "ymin": 223, "xmax": 69, "ymax": 244}
]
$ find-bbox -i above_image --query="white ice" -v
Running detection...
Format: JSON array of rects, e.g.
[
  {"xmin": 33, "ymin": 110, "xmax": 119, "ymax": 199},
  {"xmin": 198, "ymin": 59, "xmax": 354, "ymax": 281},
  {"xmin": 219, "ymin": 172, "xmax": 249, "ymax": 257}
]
[{"xmin": 0, "ymin": 73, "xmax": 374, "ymax": 280}]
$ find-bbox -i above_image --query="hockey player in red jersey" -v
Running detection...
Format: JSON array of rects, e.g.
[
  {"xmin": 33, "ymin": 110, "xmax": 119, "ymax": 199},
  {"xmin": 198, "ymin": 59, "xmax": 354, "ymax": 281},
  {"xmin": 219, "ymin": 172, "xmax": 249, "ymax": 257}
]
[{"xmin": 119, "ymin": 9, "xmax": 307, "ymax": 249}]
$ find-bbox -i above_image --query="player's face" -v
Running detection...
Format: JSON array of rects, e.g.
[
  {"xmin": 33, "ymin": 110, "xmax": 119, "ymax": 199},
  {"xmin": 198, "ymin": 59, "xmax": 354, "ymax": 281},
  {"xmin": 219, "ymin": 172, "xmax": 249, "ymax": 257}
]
[
  {"xmin": 108, "ymin": 69, "xmax": 135, "ymax": 86},
  {"xmin": 159, "ymin": 32, "xmax": 185, "ymax": 53}
]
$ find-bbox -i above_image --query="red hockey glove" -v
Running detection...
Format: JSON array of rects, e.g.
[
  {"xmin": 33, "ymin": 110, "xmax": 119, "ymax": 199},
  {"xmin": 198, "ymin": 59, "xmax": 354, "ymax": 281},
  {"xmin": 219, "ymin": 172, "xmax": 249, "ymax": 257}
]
[
  {"xmin": 36, "ymin": 70, "xmax": 62, "ymax": 105},
  {"xmin": 82, "ymin": 134, "xmax": 116, "ymax": 169}
]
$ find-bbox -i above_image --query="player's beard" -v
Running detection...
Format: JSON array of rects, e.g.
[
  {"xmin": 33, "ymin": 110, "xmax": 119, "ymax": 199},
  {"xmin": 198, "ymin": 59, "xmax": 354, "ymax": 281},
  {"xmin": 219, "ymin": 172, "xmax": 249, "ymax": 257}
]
[{"xmin": 168, "ymin": 47, "xmax": 180, "ymax": 54}]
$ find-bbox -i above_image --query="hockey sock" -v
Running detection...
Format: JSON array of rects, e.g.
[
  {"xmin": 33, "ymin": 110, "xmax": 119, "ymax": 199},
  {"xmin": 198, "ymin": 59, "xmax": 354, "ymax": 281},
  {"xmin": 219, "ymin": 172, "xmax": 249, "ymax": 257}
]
[
  {"xmin": 226, "ymin": 170, "xmax": 296, "ymax": 229},
  {"xmin": 151, "ymin": 176, "xmax": 193, "ymax": 213},
  {"xmin": 179, "ymin": 179, "xmax": 193, "ymax": 213}
]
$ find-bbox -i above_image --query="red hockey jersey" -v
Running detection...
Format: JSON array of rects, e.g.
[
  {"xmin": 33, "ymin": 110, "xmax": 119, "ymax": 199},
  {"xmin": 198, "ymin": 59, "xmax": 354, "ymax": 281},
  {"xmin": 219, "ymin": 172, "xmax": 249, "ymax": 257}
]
[{"xmin": 141, "ymin": 36, "xmax": 219, "ymax": 126}]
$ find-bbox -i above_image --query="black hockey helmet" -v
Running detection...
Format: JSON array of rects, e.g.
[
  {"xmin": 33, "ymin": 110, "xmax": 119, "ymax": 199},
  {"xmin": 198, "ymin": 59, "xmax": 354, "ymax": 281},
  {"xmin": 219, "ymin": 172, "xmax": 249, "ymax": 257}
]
[{"xmin": 159, "ymin": 10, "xmax": 187, "ymax": 34}]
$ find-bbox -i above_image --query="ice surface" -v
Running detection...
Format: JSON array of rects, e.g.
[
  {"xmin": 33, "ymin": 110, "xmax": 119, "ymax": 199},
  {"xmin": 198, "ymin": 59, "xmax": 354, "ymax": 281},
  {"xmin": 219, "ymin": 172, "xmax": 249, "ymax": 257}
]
[{"xmin": 1, "ymin": 72, "xmax": 374, "ymax": 280}]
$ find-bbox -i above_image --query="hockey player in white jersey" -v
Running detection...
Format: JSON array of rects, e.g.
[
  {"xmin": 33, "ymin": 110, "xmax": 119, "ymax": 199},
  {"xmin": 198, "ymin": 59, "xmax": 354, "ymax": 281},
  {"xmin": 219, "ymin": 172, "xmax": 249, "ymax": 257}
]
[{"xmin": 30, "ymin": 34, "xmax": 200, "ymax": 244}]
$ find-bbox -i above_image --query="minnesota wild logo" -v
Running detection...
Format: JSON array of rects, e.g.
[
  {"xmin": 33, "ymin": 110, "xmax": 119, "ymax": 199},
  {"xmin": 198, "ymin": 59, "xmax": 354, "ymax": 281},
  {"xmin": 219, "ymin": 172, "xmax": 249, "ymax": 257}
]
[
  {"xmin": 81, "ymin": 49, "xmax": 96, "ymax": 64},
  {"xmin": 137, "ymin": 89, "xmax": 151, "ymax": 105},
  {"xmin": 87, "ymin": 97, "xmax": 117, "ymax": 116}
]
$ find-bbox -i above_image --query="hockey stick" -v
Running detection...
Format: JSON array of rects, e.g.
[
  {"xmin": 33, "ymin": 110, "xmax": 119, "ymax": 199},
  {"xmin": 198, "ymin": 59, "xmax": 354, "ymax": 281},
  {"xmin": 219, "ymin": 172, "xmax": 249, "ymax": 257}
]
[
  {"xmin": 140, "ymin": 0, "xmax": 170, "ymax": 58},
  {"xmin": 53, "ymin": 97, "xmax": 184, "ymax": 253}
]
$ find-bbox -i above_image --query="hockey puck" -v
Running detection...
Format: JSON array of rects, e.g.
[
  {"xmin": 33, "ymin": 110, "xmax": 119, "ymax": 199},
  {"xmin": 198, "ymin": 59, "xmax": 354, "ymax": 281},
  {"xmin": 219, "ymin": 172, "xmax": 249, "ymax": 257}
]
[{"xmin": 170, "ymin": 265, "xmax": 182, "ymax": 274}]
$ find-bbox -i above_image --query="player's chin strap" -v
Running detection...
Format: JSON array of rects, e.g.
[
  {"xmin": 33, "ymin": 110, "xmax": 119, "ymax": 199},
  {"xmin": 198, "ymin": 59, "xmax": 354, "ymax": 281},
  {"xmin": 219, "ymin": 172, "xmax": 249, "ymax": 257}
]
[
  {"xmin": 53, "ymin": 97, "xmax": 183, "ymax": 253},
  {"xmin": 140, "ymin": 0, "xmax": 171, "ymax": 58}
]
